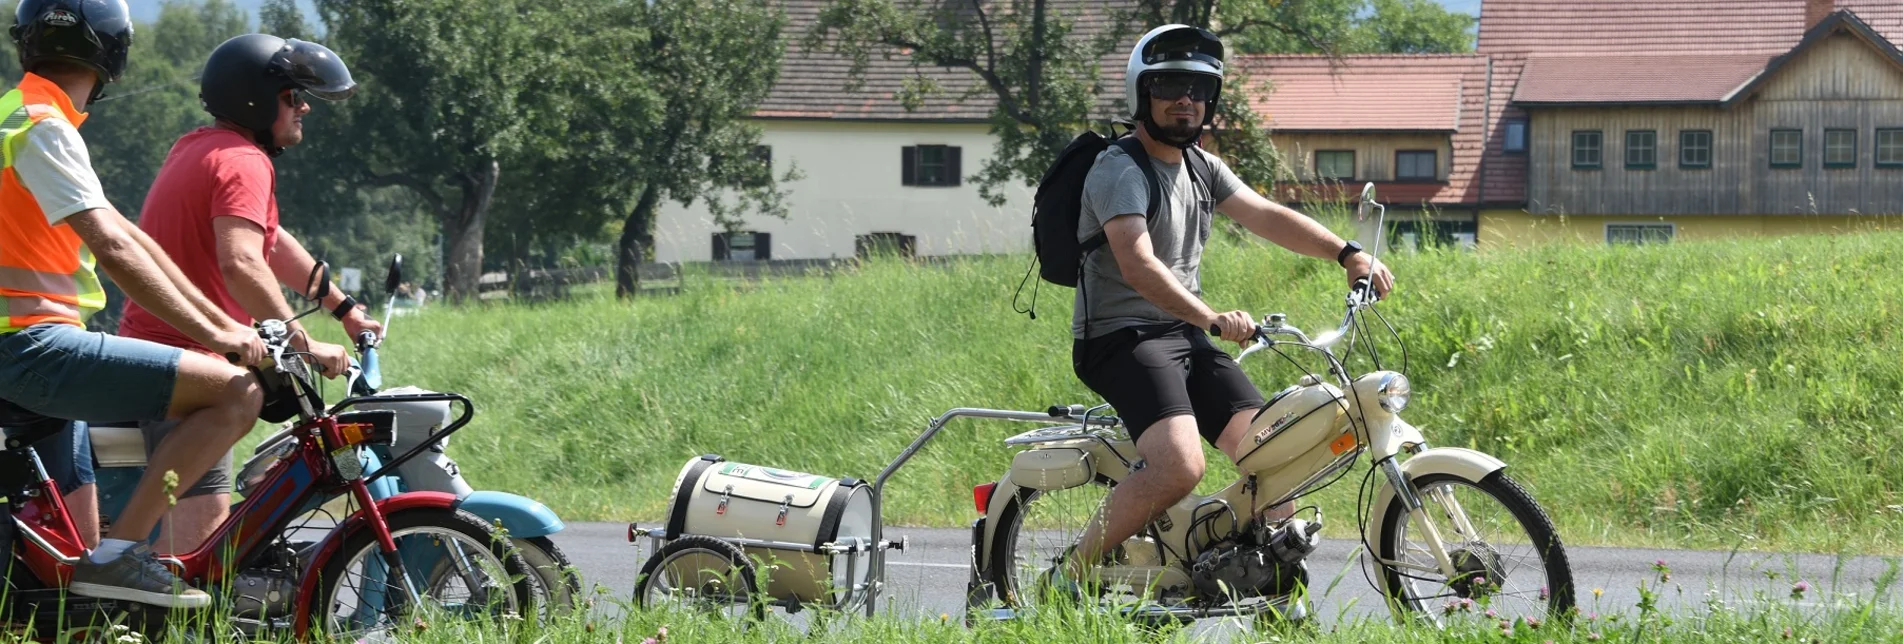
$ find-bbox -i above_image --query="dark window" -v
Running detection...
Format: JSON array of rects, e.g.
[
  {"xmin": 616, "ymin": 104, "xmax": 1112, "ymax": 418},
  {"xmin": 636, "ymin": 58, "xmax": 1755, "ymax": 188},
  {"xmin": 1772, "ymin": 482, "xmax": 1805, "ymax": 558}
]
[
  {"xmin": 1395, "ymin": 150, "xmax": 1437, "ymax": 181},
  {"xmin": 712, "ymin": 231, "xmax": 770, "ymax": 261},
  {"xmin": 1825, "ymin": 129, "xmax": 1857, "ymax": 168},
  {"xmin": 1606, "ymin": 223, "xmax": 1674, "ymax": 245},
  {"xmin": 901, "ymin": 145, "xmax": 961, "ymax": 186},
  {"xmin": 1879, "ymin": 129, "xmax": 1903, "ymax": 167},
  {"xmin": 855, "ymin": 232, "xmax": 917, "ymax": 259},
  {"xmin": 1679, "ymin": 130, "xmax": 1712, "ymax": 169},
  {"xmin": 1388, "ymin": 219, "xmax": 1478, "ymax": 252},
  {"xmin": 1625, "ymin": 130, "xmax": 1657, "ymax": 169},
  {"xmin": 1572, "ymin": 130, "xmax": 1603, "ymax": 169},
  {"xmin": 1315, "ymin": 150, "xmax": 1355, "ymax": 181},
  {"xmin": 1503, "ymin": 119, "xmax": 1528, "ymax": 153},
  {"xmin": 1770, "ymin": 129, "xmax": 1803, "ymax": 168}
]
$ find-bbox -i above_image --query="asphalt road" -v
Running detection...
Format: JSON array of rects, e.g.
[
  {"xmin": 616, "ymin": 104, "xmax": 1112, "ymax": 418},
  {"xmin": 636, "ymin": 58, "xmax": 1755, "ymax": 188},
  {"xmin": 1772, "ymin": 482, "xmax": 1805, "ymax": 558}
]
[{"xmin": 549, "ymin": 521, "xmax": 1900, "ymax": 636}]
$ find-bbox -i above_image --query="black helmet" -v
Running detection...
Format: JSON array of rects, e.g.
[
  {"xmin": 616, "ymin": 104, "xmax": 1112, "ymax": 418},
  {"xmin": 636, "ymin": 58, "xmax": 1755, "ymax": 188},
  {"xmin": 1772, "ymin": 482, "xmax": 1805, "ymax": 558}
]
[
  {"xmin": 199, "ymin": 33, "xmax": 355, "ymax": 154},
  {"xmin": 10, "ymin": 0, "xmax": 134, "ymax": 102}
]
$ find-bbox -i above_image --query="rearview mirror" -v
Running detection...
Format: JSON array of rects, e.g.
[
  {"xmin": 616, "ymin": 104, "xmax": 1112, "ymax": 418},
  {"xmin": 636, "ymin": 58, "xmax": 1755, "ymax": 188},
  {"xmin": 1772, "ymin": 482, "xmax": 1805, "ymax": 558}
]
[
  {"xmin": 1356, "ymin": 182, "xmax": 1376, "ymax": 220},
  {"xmin": 306, "ymin": 262, "xmax": 332, "ymax": 302},
  {"xmin": 384, "ymin": 255, "xmax": 404, "ymax": 295}
]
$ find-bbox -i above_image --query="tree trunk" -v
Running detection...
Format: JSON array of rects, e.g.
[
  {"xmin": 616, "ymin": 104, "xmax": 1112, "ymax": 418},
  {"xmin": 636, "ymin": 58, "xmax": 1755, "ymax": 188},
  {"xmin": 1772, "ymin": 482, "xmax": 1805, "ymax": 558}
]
[
  {"xmin": 615, "ymin": 183, "xmax": 662, "ymax": 299},
  {"xmin": 442, "ymin": 158, "xmax": 500, "ymax": 303}
]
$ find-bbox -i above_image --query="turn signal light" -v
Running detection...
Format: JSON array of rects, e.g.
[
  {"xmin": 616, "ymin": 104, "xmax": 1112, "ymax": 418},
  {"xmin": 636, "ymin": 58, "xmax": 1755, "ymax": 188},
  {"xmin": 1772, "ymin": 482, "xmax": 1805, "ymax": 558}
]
[{"xmin": 973, "ymin": 482, "xmax": 998, "ymax": 514}]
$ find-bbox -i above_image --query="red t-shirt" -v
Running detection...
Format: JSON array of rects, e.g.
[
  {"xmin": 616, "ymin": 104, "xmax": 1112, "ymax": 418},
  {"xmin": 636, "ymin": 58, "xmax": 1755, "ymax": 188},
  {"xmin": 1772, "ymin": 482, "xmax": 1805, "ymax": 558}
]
[{"xmin": 118, "ymin": 127, "xmax": 278, "ymax": 354}]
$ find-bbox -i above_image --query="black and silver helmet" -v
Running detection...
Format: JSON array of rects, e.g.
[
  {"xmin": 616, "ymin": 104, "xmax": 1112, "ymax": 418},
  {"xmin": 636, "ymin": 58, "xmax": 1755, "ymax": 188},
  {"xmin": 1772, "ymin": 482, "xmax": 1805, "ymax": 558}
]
[
  {"xmin": 10, "ymin": 0, "xmax": 134, "ymax": 102},
  {"xmin": 200, "ymin": 33, "xmax": 356, "ymax": 154}
]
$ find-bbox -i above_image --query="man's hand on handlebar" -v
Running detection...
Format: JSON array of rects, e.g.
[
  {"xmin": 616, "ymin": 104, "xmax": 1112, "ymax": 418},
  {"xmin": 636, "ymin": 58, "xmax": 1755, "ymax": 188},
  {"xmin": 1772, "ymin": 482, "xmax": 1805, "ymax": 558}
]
[
  {"xmin": 210, "ymin": 327, "xmax": 265, "ymax": 367},
  {"xmin": 341, "ymin": 306, "xmax": 382, "ymax": 344},
  {"xmin": 301, "ymin": 337, "xmax": 351, "ymax": 378},
  {"xmin": 1343, "ymin": 253, "xmax": 1395, "ymax": 299},
  {"xmin": 1206, "ymin": 310, "xmax": 1257, "ymax": 345}
]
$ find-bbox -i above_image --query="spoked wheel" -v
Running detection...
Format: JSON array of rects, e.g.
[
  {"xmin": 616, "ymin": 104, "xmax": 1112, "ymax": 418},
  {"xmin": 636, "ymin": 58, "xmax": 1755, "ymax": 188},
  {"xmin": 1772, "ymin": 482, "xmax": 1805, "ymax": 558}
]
[
  {"xmin": 422, "ymin": 536, "xmax": 581, "ymax": 622},
  {"xmin": 310, "ymin": 508, "xmax": 534, "ymax": 640},
  {"xmin": 984, "ymin": 481, "xmax": 1131, "ymax": 609},
  {"xmin": 517, "ymin": 536, "xmax": 582, "ymax": 617},
  {"xmin": 634, "ymin": 535, "xmax": 764, "ymax": 623},
  {"xmin": 1376, "ymin": 471, "xmax": 1575, "ymax": 627}
]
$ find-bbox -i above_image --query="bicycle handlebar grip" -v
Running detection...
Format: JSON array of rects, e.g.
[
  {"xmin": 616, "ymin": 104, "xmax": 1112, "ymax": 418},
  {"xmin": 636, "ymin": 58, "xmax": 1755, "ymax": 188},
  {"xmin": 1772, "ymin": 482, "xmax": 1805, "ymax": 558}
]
[
  {"xmin": 225, "ymin": 352, "xmax": 239, "ymax": 364},
  {"xmin": 1048, "ymin": 405, "xmax": 1067, "ymax": 417},
  {"xmin": 1208, "ymin": 324, "xmax": 1222, "ymax": 336}
]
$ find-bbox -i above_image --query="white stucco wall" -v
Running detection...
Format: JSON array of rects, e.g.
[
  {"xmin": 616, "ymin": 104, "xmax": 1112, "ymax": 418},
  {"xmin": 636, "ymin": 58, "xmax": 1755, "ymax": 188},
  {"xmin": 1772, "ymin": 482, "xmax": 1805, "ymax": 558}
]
[{"xmin": 653, "ymin": 119, "xmax": 1034, "ymax": 262}]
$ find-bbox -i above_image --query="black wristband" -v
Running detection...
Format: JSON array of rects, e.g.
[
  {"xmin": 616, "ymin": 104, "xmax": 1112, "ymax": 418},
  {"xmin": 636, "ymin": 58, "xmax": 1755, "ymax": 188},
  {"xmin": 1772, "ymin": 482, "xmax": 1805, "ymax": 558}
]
[
  {"xmin": 330, "ymin": 295, "xmax": 357, "ymax": 321},
  {"xmin": 1336, "ymin": 240, "xmax": 1364, "ymax": 266}
]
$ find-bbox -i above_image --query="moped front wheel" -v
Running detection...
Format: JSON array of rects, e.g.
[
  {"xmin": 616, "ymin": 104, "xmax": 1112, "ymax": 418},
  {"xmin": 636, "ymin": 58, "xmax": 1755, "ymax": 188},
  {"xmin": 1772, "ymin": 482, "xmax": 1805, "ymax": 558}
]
[
  {"xmin": 1375, "ymin": 471, "xmax": 1575, "ymax": 627},
  {"xmin": 308, "ymin": 507, "xmax": 534, "ymax": 639}
]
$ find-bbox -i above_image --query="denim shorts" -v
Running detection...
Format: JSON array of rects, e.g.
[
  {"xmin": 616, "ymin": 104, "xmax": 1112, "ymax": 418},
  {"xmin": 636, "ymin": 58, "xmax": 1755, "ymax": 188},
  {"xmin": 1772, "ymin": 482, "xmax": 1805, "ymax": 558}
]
[
  {"xmin": 0, "ymin": 323, "xmax": 182, "ymax": 426},
  {"xmin": 2, "ymin": 420, "xmax": 95, "ymax": 490}
]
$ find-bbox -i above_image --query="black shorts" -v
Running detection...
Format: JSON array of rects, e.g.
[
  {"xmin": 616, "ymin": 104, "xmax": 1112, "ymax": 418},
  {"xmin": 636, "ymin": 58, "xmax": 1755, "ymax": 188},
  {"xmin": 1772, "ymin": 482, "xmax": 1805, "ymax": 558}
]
[{"xmin": 1072, "ymin": 322, "xmax": 1266, "ymax": 444}]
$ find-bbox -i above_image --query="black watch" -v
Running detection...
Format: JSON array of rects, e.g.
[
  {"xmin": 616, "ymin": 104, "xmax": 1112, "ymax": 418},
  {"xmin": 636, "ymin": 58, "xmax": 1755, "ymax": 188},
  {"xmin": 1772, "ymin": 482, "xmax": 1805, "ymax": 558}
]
[
  {"xmin": 1336, "ymin": 240, "xmax": 1364, "ymax": 267},
  {"xmin": 330, "ymin": 295, "xmax": 357, "ymax": 321}
]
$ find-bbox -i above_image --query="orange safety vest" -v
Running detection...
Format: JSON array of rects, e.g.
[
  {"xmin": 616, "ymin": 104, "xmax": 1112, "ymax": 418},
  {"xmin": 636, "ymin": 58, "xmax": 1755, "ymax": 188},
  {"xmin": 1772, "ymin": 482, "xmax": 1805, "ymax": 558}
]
[{"xmin": 0, "ymin": 73, "xmax": 105, "ymax": 333}]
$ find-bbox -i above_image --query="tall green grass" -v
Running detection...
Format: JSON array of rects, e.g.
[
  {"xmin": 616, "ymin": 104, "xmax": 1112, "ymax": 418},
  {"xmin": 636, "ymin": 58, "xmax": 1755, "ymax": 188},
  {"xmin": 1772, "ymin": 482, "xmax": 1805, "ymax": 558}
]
[{"xmin": 350, "ymin": 230, "xmax": 1903, "ymax": 554}]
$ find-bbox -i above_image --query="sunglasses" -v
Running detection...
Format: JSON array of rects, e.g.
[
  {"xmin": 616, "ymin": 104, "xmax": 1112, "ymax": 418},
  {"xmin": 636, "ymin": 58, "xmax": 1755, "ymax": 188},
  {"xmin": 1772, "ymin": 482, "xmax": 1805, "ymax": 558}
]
[
  {"xmin": 280, "ymin": 90, "xmax": 306, "ymax": 110},
  {"xmin": 1147, "ymin": 75, "xmax": 1219, "ymax": 102}
]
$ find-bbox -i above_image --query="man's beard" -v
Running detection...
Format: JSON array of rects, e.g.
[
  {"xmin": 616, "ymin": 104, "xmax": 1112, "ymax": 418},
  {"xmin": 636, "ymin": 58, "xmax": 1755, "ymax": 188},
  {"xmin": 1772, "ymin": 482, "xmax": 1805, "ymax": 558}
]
[{"xmin": 1145, "ymin": 112, "xmax": 1202, "ymax": 148}]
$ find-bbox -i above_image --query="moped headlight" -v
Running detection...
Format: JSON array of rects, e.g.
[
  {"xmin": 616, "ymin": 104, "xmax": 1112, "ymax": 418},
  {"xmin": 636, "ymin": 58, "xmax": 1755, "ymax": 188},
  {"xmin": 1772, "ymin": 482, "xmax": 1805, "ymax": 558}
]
[{"xmin": 1378, "ymin": 373, "xmax": 1411, "ymax": 412}]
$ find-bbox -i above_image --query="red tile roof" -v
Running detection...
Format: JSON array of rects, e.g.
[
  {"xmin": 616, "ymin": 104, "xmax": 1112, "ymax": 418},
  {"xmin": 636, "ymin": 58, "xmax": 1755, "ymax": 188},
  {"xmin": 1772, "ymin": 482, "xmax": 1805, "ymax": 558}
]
[
  {"xmin": 758, "ymin": 0, "xmax": 1134, "ymax": 122},
  {"xmin": 1512, "ymin": 54, "xmax": 1775, "ymax": 104},
  {"xmin": 1236, "ymin": 55, "xmax": 1482, "ymax": 131},
  {"xmin": 1478, "ymin": 0, "xmax": 1903, "ymax": 56},
  {"xmin": 1235, "ymin": 55, "xmax": 1490, "ymax": 207}
]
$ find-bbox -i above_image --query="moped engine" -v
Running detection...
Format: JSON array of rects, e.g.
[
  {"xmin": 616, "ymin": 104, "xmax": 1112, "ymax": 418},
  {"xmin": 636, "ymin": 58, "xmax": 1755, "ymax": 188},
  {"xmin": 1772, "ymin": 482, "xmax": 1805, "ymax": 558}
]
[
  {"xmin": 228, "ymin": 541, "xmax": 309, "ymax": 634},
  {"xmin": 1188, "ymin": 518, "xmax": 1321, "ymax": 601}
]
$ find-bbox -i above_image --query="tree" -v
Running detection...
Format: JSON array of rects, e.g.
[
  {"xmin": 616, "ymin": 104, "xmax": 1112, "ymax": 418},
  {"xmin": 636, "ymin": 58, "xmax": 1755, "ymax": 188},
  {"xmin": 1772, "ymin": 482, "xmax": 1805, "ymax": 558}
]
[
  {"xmin": 486, "ymin": 0, "xmax": 793, "ymax": 298},
  {"xmin": 314, "ymin": 0, "xmax": 564, "ymax": 302},
  {"xmin": 1351, "ymin": 0, "xmax": 1475, "ymax": 54}
]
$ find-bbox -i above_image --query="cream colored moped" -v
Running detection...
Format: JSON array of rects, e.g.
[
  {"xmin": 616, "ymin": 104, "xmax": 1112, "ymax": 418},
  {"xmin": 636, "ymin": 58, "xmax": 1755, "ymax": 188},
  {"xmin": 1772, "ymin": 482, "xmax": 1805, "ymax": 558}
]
[{"xmin": 965, "ymin": 184, "xmax": 1575, "ymax": 628}]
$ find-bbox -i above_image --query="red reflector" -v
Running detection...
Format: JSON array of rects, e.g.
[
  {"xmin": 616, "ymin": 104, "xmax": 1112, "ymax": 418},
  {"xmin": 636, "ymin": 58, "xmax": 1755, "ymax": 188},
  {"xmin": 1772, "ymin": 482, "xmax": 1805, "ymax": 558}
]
[{"xmin": 973, "ymin": 482, "xmax": 997, "ymax": 514}]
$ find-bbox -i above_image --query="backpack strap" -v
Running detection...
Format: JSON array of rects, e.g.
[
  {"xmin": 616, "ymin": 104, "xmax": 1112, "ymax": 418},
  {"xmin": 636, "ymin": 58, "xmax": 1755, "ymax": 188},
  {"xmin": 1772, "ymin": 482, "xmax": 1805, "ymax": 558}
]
[{"xmin": 1183, "ymin": 145, "xmax": 1214, "ymax": 197}]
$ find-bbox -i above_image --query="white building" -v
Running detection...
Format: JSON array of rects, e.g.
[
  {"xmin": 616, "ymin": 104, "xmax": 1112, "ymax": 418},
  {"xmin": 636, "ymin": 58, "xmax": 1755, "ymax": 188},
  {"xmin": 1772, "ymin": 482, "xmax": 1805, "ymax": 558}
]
[{"xmin": 654, "ymin": 0, "xmax": 1126, "ymax": 263}]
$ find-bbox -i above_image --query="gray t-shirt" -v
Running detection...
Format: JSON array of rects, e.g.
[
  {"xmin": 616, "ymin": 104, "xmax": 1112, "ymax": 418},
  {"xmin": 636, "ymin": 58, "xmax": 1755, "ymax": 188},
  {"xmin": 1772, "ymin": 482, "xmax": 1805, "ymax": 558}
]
[{"xmin": 1073, "ymin": 145, "xmax": 1250, "ymax": 339}]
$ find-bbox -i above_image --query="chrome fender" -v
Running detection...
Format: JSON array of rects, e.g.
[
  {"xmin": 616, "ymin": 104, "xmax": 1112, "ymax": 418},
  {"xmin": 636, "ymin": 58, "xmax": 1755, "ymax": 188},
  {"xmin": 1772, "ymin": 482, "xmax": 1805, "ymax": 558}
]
[
  {"xmin": 455, "ymin": 490, "xmax": 566, "ymax": 538},
  {"xmin": 1363, "ymin": 447, "xmax": 1508, "ymax": 606}
]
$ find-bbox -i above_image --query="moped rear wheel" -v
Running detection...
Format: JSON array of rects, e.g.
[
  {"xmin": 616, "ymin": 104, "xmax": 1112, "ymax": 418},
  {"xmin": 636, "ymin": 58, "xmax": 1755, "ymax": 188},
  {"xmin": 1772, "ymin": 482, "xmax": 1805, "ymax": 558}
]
[
  {"xmin": 984, "ymin": 480, "xmax": 1122, "ymax": 609},
  {"xmin": 1375, "ymin": 471, "xmax": 1575, "ymax": 627},
  {"xmin": 308, "ymin": 507, "xmax": 533, "ymax": 639}
]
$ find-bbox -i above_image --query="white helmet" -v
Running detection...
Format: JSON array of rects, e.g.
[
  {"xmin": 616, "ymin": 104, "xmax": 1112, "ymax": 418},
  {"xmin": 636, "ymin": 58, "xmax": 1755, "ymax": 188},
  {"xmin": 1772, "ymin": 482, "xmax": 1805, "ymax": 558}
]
[{"xmin": 1123, "ymin": 24, "xmax": 1226, "ymax": 125}]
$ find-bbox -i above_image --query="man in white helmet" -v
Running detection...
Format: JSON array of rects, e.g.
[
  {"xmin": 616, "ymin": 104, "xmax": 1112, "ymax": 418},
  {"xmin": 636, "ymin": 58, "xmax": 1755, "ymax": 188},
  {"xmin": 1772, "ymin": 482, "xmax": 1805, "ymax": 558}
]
[{"xmin": 1060, "ymin": 24, "xmax": 1396, "ymax": 594}]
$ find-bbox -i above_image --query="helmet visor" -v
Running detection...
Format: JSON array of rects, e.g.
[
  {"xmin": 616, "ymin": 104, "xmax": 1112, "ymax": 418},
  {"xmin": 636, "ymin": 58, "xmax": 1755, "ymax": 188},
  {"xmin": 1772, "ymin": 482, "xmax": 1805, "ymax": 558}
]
[
  {"xmin": 1146, "ymin": 73, "xmax": 1219, "ymax": 102},
  {"xmin": 277, "ymin": 39, "xmax": 355, "ymax": 101}
]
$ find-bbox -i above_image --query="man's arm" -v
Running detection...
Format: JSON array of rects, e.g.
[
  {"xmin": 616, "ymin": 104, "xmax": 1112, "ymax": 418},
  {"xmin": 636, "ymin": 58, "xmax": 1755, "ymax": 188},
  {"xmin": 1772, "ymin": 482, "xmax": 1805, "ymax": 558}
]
[
  {"xmin": 268, "ymin": 229, "xmax": 381, "ymax": 340},
  {"xmin": 117, "ymin": 215, "xmax": 232, "ymax": 325},
  {"xmin": 213, "ymin": 217, "xmax": 299, "ymax": 324},
  {"xmin": 1215, "ymin": 190, "xmax": 1349, "ymax": 261},
  {"xmin": 68, "ymin": 209, "xmax": 258, "ymax": 364},
  {"xmin": 267, "ymin": 229, "xmax": 339, "ymax": 308},
  {"xmin": 1101, "ymin": 214, "xmax": 1216, "ymax": 326},
  {"xmin": 1216, "ymin": 188, "xmax": 1395, "ymax": 295}
]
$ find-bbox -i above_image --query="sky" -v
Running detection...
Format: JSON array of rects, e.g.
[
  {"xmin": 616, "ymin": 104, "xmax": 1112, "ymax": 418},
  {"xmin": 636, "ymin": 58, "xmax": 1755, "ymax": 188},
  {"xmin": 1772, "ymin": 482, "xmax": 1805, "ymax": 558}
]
[{"xmin": 134, "ymin": 0, "xmax": 1484, "ymax": 28}]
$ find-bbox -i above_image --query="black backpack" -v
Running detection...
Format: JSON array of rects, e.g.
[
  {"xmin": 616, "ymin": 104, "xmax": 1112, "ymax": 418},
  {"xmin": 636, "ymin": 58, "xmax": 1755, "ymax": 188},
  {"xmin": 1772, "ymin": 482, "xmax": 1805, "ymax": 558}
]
[{"xmin": 1030, "ymin": 131, "xmax": 1212, "ymax": 288}]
